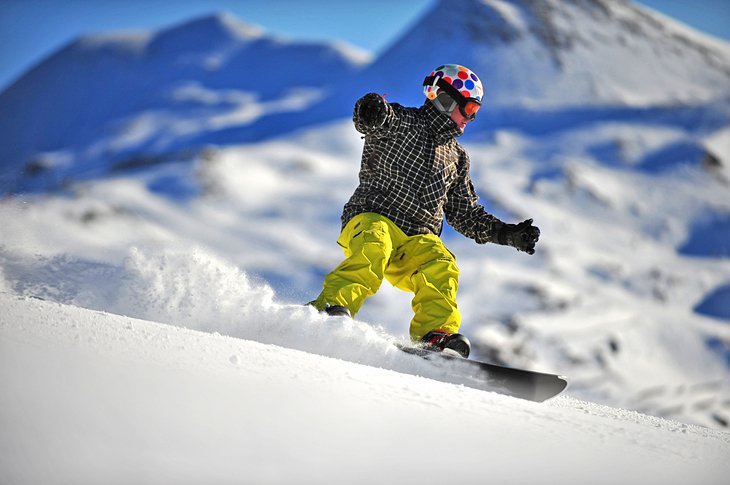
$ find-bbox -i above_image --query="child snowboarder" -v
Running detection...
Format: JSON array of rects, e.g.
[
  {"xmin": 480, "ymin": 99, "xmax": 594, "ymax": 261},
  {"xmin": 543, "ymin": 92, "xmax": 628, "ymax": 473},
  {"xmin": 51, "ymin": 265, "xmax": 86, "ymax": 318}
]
[{"xmin": 310, "ymin": 64, "xmax": 540, "ymax": 358}]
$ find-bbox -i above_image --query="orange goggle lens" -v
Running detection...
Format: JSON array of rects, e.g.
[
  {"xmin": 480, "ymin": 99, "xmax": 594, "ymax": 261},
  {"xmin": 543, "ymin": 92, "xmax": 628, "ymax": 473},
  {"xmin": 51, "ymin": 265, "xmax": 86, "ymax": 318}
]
[{"xmin": 460, "ymin": 100, "xmax": 480, "ymax": 120}]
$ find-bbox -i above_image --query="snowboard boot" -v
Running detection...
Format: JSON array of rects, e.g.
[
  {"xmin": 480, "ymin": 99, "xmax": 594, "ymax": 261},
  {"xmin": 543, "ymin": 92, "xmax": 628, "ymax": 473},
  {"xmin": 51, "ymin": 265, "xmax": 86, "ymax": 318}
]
[
  {"xmin": 421, "ymin": 330, "xmax": 471, "ymax": 359},
  {"xmin": 323, "ymin": 304, "xmax": 351, "ymax": 318},
  {"xmin": 307, "ymin": 301, "xmax": 352, "ymax": 318}
]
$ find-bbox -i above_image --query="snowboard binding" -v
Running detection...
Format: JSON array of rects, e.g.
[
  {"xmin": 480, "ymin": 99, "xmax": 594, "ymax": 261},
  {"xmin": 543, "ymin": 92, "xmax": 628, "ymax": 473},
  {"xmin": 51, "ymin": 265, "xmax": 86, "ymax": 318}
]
[{"xmin": 421, "ymin": 330, "xmax": 471, "ymax": 359}]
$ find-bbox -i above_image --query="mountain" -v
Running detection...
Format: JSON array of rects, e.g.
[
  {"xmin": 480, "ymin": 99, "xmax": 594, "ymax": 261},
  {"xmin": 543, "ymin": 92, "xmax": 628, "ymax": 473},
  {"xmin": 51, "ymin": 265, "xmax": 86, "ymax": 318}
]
[
  {"xmin": 364, "ymin": 0, "xmax": 730, "ymax": 107},
  {"xmin": 3, "ymin": 2, "xmax": 730, "ymax": 193},
  {"xmin": 0, "ymin": 13, "xmax": 370, "ymax": 193}
]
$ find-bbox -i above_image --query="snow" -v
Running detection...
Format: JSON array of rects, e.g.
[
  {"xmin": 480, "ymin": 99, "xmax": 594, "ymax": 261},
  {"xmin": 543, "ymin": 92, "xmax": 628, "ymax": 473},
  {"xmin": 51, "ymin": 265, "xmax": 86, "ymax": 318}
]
[{"xmin": 2, "ymin": 290, "xmax": 729, "ymax": 484}]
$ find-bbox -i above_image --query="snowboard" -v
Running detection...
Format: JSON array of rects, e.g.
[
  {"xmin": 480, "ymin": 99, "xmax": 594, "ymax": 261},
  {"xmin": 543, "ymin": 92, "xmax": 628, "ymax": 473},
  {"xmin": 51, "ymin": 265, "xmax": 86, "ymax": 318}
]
[{"xmin": 397, "ymin": 344, "xmax": 568, "ymax": 402}]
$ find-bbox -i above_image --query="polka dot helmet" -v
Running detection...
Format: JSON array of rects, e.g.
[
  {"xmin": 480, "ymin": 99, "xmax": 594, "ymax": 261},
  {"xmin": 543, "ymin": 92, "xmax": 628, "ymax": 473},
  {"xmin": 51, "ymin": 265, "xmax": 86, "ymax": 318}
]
[{"xmin": 423, "ymin": 64, "xmax": 483, "ymax": 104}]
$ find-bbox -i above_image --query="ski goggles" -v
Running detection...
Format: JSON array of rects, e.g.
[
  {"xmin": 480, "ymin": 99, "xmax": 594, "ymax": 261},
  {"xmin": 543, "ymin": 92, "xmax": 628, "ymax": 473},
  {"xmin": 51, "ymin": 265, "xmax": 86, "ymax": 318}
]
[{"xmin": 423, "ymin": 75, "xmax": 481, "ymax": 120}]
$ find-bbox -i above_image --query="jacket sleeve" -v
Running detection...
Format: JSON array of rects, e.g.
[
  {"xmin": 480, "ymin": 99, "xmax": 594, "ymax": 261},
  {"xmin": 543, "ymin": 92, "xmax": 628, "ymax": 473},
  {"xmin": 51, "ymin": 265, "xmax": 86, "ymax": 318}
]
[{"xmin": 444, "ymin": 150, "xmax": 504, "ymax": 244}]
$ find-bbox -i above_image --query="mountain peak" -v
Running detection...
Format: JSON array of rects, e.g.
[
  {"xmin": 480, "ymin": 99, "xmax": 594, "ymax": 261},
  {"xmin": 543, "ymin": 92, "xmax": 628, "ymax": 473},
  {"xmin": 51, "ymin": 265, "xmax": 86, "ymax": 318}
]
[
  {"xmin": 148, "ymin": 12, "xmax": 264, "ymax": 54},
  {"xmin": 177, "ymin": 12, "xmax": 264, "ymax": 39}
]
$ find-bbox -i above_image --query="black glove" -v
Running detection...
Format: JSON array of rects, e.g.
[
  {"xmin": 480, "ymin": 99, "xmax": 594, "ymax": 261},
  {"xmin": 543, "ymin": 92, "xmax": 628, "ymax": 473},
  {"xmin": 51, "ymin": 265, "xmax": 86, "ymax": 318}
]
[
  {"xmin": 356, "ymin": 93, "xmax": 388, "ymax": 128},
  {"xmin": 498, "ymin": 219, "xmax": 540, "ymax": 255}
]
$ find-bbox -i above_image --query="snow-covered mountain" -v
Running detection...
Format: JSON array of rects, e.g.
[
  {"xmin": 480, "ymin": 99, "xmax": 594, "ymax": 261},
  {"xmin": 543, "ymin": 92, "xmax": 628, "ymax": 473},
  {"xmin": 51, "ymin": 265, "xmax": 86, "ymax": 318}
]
[
  {"xmin": 3, "ymin": 0, "xmax": 730, "ymax": 193},
  {"xmin": 1, "ymin": 0, "xmax": 730, "ymax": 464},
  {"xmin": 364, "ymin": 0, "xmax": 730, "ymax": 107},
  {"xmin": 0, "ymin": 12, "xmax": 370, "ymax": 192}
]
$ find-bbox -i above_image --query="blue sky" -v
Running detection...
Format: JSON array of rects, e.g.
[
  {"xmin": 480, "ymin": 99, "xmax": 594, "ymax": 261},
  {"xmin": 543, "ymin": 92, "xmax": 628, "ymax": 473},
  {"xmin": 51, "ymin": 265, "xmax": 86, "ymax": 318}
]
[{"xmin": 1, "ymin": 0, "xmax": 729, "ymax": 91}]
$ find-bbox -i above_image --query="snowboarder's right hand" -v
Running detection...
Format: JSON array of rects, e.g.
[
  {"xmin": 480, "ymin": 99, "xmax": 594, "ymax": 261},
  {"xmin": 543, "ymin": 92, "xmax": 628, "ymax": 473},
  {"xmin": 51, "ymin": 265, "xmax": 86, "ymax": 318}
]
[
  {"xmin": 356, "ymin": 93, "xmax": 388, "ymax": 129},
  {"xmin": 498, "ymin": 219, "xmax": 540, "ymax": 255}
]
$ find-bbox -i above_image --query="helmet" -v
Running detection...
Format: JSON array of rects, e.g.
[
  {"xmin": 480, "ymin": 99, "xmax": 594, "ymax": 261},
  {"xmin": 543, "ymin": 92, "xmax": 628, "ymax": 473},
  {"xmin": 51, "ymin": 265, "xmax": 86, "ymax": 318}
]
[
  {"xmin": 423, "ymin": 64, "xmax": 483, "ymax": 102},
  {"xmin": 423, "ymin": 64, "xmax": 483, "ymax": 119}
]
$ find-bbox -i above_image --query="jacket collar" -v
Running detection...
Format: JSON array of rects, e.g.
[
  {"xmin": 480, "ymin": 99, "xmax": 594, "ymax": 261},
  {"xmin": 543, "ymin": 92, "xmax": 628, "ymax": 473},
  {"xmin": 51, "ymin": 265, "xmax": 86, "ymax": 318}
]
[{"xmin": 421, "ymin": 101, "xmax": 463, "ymax": 141}]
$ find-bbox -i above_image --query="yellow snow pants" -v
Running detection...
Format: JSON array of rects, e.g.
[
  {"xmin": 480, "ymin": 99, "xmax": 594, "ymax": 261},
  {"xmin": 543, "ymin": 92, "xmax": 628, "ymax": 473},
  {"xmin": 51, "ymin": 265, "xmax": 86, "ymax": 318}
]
[{"xmin": 312, "ymin": 212, "xmax": 461, "ymax": 340}]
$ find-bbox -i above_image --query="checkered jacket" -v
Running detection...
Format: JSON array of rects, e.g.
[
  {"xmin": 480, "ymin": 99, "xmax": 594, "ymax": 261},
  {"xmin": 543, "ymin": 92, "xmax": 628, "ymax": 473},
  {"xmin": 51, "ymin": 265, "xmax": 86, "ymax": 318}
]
[{"xmin": 341, "ymin": 95, "xmax": 504, "ymax": 243}]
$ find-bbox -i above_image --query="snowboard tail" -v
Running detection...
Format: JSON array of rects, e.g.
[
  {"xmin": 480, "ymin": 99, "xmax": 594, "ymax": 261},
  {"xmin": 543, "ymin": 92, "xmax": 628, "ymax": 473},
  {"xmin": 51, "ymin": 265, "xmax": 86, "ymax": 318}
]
[{"xmin": 398, "ymin": 344, "xmax": 568, "ymax": 402}]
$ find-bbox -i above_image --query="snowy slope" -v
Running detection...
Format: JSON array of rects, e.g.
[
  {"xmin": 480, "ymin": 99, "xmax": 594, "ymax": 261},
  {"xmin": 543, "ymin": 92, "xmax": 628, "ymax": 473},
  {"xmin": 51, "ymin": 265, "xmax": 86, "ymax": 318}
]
[{"xmin": 2, "ymin": 290, "xmax": 729, "ymax": 484}]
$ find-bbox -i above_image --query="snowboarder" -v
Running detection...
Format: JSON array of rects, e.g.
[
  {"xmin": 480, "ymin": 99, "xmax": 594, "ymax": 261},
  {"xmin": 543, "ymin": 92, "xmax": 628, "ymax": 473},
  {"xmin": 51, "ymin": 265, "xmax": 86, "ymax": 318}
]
[{"xmin": 310, "ymin": 64, "xmax": 540, "ymax": 358}]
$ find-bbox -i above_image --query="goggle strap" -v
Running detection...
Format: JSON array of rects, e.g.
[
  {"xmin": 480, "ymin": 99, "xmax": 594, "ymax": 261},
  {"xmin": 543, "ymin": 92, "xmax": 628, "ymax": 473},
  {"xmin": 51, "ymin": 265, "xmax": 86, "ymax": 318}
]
[{"xmin": 423, "ymin": 76, "xmax": 480, "ymax": 109}]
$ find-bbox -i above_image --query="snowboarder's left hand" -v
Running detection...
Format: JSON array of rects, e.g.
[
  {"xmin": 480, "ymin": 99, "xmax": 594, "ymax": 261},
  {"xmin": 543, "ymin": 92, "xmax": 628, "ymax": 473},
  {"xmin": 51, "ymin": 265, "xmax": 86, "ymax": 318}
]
[{"xmin": 498, "ymin": 219, "xmax": 540, "ymax": 255}]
